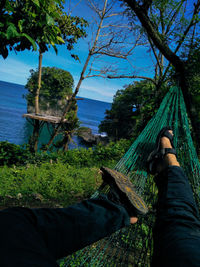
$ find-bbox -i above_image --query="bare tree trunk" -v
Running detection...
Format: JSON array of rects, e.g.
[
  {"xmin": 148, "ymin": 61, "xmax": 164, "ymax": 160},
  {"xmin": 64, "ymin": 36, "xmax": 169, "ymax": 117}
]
[
  {"xmin": 63, "ymin": 132, "xmax": 70, "ymax": 151},
  {"xmin": 45, "ymin": 0, "xmax": 108, "ymax": 150},
  {"xmin": 33, "ymin": 120, "xmax": 40, "ymax": 152},
  {"xmin": 35, "ymin": 51, "xmax": 43, "ymax": 114},
  {"xmin": 32, "ymin": 51, "xmax": 43, "ymax": 152}
]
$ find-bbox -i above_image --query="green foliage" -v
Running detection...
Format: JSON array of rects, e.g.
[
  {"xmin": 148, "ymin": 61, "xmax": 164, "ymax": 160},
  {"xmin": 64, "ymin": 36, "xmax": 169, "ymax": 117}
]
[
  {"xmin": 168, "ymin": 44, "xmax": 200, "ymax": 146},
  {"xmin": 99, "ymin": 80, "xmax": 168, "ymax": 140},
  {"xmin": 0, "ymin": 139, "xmax": 132, "ymax": 207},
  {"xmin": 25, "ymin": 67, "xmax": 74, "ymax": 104},
  {"xmin": 0, "ymin": 139, "xmax": 132, "ymax": 168},
  {"xmin": 0, "ymin": 0, "xmax": 88, "ymax": 58},
  {"xmin": 0, "ymin": 163, "xmax": 101, "ymax": 206},
  {"xmin": 25, "ymin": 67, "xmax": 80, "ymax": 151},
  {"xmin": 93, "ymin": 139, "xmax": 132, "ymax": 163},
  {"xmin": 184, "ymin": 45, "xmax": 200, "ymax": 114},
  {"xmin": 0, "ymin": 141, "xmax": 32, "ymax": 166}
]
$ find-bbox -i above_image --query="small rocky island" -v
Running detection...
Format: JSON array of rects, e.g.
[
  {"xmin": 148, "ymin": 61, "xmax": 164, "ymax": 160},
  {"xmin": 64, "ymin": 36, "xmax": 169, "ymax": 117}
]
[
  {"xmin": 77, "ymin": 127, "xmax": 109, "ymax": 145},
  {"xmin": 25, "ymin": 67, "xmax": 109, "ymax": 148}
]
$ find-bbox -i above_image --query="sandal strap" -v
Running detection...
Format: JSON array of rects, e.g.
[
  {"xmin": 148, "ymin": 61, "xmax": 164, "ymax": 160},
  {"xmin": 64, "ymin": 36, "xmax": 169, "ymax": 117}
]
[
  {"xmin": 162, "ymin": 131, "xmax": 174, "ymax": 146},
  {"xmin": 160, "ymin": 148, "xmax": 176, "ymax": 157}
]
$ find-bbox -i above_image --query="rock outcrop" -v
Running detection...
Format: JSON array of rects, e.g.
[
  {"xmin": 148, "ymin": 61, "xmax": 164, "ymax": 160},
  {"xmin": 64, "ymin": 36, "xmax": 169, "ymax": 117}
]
[{"xmin": 77, "ymin": 127, "xmax": 109, "ymax": 145}]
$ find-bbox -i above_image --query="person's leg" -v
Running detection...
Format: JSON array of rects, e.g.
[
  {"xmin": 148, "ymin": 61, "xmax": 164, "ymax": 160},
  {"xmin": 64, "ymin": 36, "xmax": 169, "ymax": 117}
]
[
  {"xmin": 0, "ymin": 195, "xmax": 132, "ymax": 267},
  {"xmin": 152, "ymin": 133, "xmax": 200, "ymax": 267}
]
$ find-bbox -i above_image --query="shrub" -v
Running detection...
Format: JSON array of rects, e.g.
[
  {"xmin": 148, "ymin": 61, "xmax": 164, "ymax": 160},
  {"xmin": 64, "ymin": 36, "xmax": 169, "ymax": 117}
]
[
  {"xmin": 0, "ymin": 141, "xmax": 32, "ymax": 166},
  {"xmin": 93, "ymin": 139, "xmax": 132, "ymax": 163},
  {"xmin": 0, "ymin": 163, "xmax": 102, "ymax": 206},
  {"xmin": 0, "ymin": 139, "xmax": 133, "ymax": 206},
  {"xmin": 0, "ymin": 139, "xmax": 133, "ymax": 167}
]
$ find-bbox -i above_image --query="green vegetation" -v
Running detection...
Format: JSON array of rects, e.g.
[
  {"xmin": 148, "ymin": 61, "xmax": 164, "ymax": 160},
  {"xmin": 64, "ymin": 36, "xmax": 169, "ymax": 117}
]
[
  {"xmin": 0, "ymin": 139, "xmax": 132, "ymax": 207},
  {"xmin": 25, "ymin": 67, "xmax": 74, "ymax": 106},
  {"xmin": 0, "ymin": 140, "xmax": 132, "ymax": 167},
  {"xmin": 25, "ymin": 67, "xmax": 80, "ymax": 151},
  {"xmin": 1, "ymin": 0, "xmax": 88, "ymax": 152},
  {"xmin": 99, "ymin": 80, "xmax": 168, "ymax": 140},
  {"xmin": 124, "ymin": 0, "xmax": 200, "ymax": 149},
  {"xmin": 0, "ymin": 0, "xmax": 87, "ymax": 58},
  {"xmin": 0, "ymin": 164, "xmax": 101, "ymax": 207}
]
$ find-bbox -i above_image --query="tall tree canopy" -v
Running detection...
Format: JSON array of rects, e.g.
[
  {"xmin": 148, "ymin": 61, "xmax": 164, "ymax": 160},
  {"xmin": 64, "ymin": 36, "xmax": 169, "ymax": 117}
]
[
  {"xmin": 0, "ymin": 0, "xmax": 87, "ymax": 58},
  {"xmin": 25, "ymin": 67, "xmax": 74, "ymax": 106},
  {"xmin": 122, "ymin": 0, "xmax": 200, "ymax": 147},
  {"xmin": 25, "ymin": 67, "xmax": 79, "ymax": 151},
  {"xmin": 99, "ymin": 80, "xmax": 168, "ymax": 140}
]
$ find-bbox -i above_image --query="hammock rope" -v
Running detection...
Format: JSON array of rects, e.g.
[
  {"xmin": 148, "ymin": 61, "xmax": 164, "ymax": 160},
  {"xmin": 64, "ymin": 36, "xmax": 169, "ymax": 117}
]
[{"xmin": 63, "ymin": 86, "xmax": 200, "ymax": 267}]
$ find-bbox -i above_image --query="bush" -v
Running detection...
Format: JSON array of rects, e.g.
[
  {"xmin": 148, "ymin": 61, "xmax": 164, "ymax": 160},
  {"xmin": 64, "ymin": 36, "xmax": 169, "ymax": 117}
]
[
  {"xmin": 0, "ymin": 163, "xmax": 102, "ymax": 206},
  {"xmin": 0, "ymin": 141, "xmax": 32, "ymax": 166},
  {"xmin": 0, "ymin": 139, "xmax": 133, "ymax": 167},
  {"xmin": 0, "ymin": 139, "xmax": 133, "ymax": 206},
  {"xmin": 93, "ymin": 139, "xmax": 132, "ymax": 164}
]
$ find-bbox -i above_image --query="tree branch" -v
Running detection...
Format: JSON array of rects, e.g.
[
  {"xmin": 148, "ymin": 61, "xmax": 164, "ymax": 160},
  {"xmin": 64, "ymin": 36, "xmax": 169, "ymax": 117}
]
[
  {"xmin": 95, "ymin": 51, "xmax": 128, "ymax": 58},
  {"xmin": 124, "ymin": 0, "xmax": 183, "ymax": 71},
  {"xmin": 142, "ymin": 0, "xmax": 153, "ymax": 12},
  {"xmin": 165, "ymin": 0, "xmax": 185, "ymax": 35},
  {"xmin": 148, "ymin": 37, "xmax": 162, "ymax": 74},
  {"xmin": 102, "ymin": 24, "xmax": 132, "ymax": 29},
  {"xmin": 68, "ymin": 0, "xmax": 83, "ymax": 15},
  {"xmin": 105, "ymin": 12, "xmax": 124, "ymax": 18},
  {"xmin": 174, "ymin": 0, "xmax": 200, "ymax": 54},
  {"xmin": 84, "ymin": 74, "xmax": 108, "ymax": 78},
  {"xmin": 87, "ymin": 0, "xmax": 101, "ymax": 18},
  {"xmin": 107, "ymin": 74, "xmax": 156, "ymax": 84}
]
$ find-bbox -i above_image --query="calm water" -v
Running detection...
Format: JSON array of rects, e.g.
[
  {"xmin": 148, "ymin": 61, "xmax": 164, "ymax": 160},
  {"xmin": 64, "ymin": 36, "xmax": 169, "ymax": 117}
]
[{"xmin": 0, "ymin": 80, "xmax": 111, "ymax": 148}]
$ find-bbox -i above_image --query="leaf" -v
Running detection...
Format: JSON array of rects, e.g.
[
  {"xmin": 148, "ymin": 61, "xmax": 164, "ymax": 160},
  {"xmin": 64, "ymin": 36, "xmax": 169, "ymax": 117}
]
[
  {"xmin": 32, "ymin": 0, "xmax": 40, "ymax": 7},
  {"xmin": 6, "ymin": 24, "xmax": 20, "ymax": 39},
  {"xmin": 46, "ymin": 14, "xmax": 55, "ymax": 26},
  {"xmin": 52, "ymin": 45, "xmax": 58, "ymax": 54},
  {"xmin": 71, "ymin": 54, "xmax": 80, "ymax": 62},
  {"xmin": 18, "ymin": 20, "xmax": 23, "ymax": 32},
  {"xmin": 57, "ymin": 36, "xmax": 65, "ymax": 44},
  {"xmin": 21, "ymin": 33, "xmax": 37, "ymax": 51}
]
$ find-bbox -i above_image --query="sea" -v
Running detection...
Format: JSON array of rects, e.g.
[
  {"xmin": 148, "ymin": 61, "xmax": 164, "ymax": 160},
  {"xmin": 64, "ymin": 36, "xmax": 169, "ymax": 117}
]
[{"xmin": 0, "ymin": 80, "xmax": 111, "ymax": 149}]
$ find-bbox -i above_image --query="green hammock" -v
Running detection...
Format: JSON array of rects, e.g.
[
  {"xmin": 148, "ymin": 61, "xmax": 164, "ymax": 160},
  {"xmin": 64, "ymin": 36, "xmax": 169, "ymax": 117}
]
[{"xmin": 63, "ymin": 86, "xmax": 200, "ymax": 266}]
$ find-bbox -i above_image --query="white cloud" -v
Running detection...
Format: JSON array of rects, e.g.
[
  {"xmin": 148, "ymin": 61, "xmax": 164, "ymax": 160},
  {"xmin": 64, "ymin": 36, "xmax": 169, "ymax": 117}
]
[
  {"xmin": 72, "ymin": 75, "xmax": 129, "ymax": 102},
  {"xmin": 0, "ymin": 58, "xmax": 36, "ymax": 84},
  {"xmin": 80, "ymin": 84, "xmax": 114, "ymax": 97}
]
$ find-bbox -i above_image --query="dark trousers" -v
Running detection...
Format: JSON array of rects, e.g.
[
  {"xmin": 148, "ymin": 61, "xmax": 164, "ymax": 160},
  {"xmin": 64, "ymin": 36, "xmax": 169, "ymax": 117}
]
[
  {"xmin": 1, "ymin": 166, "xmax": 199, "ymax": 267},
  {"xmin": 152, "ymin": 166, "xmax": 200, "ymax": 267},
  {"xmin": 0, "ymin": 195, "xmax": 130, "ymax": 267}
]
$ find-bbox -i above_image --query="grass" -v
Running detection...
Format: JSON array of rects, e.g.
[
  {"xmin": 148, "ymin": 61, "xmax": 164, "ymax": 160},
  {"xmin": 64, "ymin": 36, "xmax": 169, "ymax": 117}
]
[{"xmin": 0, "ymin": 163, "xmax": 103, "ymax": 208}]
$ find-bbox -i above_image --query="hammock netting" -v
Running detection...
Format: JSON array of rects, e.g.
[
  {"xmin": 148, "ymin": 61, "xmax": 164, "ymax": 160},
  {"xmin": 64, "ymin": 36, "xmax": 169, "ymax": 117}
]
[{"xmin": 62, "ymin": 86, "xmax": 200, "ymax": 267}]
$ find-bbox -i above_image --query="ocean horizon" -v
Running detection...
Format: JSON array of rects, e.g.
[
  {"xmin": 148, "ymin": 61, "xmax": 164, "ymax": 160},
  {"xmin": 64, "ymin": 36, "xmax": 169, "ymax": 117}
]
[{"xmin": 0, "ymin": 80, "xmax": 111, "ymax": 149}]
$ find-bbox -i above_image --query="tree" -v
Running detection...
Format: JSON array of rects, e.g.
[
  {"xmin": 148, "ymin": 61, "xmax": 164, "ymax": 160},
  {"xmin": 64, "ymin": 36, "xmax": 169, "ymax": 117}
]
[
  {"xmin": 25, "ymin": 67, "xmax": 79, "ymax": 151},
  {"xmin": 108, "ymin": 1, "xmax": 194, "ymax": 85},
  {"xmin": 122, "ymin": 0, "xmax": 200, "ymax": 149},
  {"xmin": 26, "ymin": 67, "xmax": 74, "ymax": 105},
  {"xmin": 1, "ymin": 0, "xmax": 88, "ymax": 152},
  {"xmin": 0, "ymin": 0, "xmax": 87, "ymax": 58},
  {"xmin": 0, "ymin": 0, "xmax": 63, "ymax": 58},
  {"xmin": 99, "ymin": 80, "xmax": 167, "ymax": 140},
  {"xmin": 45, "ymin": 0, "xmax": 143, "ymax": 149}
]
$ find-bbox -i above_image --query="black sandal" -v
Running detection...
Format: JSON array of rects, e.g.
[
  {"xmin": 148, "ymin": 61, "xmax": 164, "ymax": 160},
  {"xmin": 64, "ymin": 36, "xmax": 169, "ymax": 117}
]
[
  {"xmin": 147, "ymin": 126, "xmax": 177, "ymax": 174},
  {"xmin": 101, "ymin": 166, "xmax": 148, "ymax": 216}
]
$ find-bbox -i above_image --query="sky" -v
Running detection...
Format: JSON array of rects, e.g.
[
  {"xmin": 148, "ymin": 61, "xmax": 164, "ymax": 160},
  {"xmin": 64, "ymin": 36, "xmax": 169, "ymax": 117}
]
[{"xmin": 0, "ymin": 0, "xmax": 155, "ymax": 103}]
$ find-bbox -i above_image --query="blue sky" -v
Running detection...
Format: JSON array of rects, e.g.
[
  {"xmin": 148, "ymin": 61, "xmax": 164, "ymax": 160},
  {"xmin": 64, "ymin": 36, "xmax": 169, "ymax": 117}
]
[{"xmin": 0, "ymin": 0, "xmax": 154, "ymax": 103}]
